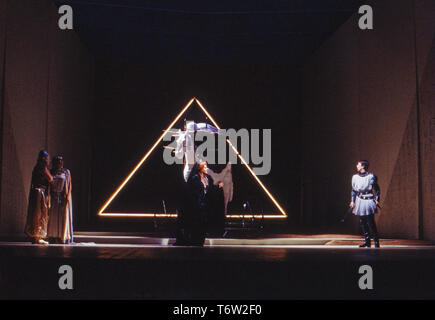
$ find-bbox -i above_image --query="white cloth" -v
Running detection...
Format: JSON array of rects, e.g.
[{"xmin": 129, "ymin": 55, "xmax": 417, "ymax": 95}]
[
  {"xmin": 174, "ymin": 130, "xmax": 196, "ymax": 182},
  {"xmin": 208, "ymin": 163, "xmax": 233, "ymax": 214},
  {"xmin": 174, "ymin": 121, "xmax": 219, "ymax": 182}
]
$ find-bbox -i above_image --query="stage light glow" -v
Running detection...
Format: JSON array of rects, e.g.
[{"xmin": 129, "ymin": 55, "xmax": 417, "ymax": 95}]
[
  {"xmin": 99, "ymin": 213, "xmax": 285, "ymax": 219},
  {"xmin": 98, "ymin": 97, "xmax": 287, "ymax": 219}
]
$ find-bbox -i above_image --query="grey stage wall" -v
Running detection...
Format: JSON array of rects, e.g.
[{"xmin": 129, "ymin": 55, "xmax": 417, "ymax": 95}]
[
  {"xmin": 0, "ymin": 0, "xmax": 94, "ymax": 234},
  {"xmin": 300, "ymin": 0, "xmax": 435, "ymax": 240}
]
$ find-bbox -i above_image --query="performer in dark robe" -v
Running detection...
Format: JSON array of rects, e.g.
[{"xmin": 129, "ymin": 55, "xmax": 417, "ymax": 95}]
[
  {"xmin": 24, "ymin": 150, "xmax": 53, "ymax": 244},
  {"xmin": 171, "ymin": 120, "xmax": 229, "ymax": 244},
  {"xmin": 174, "ymin": 162, "xmax": 219, "ymax": 246}
]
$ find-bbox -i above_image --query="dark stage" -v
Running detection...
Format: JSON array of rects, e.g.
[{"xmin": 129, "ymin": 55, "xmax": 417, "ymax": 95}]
[
  {"xmin": 0, "ymin": 0, "xmax": 434, "ymax": 304},
  {"xmin": 1, "ymin": 233, "xmax": 434, "ymax": 300}
]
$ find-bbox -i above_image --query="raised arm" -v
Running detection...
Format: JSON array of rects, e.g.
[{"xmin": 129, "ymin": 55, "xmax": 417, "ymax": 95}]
[
  {"xmin": 44, "ymin": 166, "xmax": 53, "ymax": 183},
  {"xmin": 174, "ymin": 131, "xmax": 185, "ymax": 160}
]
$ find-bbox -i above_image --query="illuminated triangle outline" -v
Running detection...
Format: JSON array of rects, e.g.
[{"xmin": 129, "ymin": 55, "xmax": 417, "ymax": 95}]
[{"xmin": 98, "ymin": 97, "xmax": 287, "ymax": 219}]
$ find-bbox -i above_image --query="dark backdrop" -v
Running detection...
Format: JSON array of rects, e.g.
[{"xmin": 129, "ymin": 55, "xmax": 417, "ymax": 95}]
[
  {"xmin": 1, "ymin": 0, "xmax": 433, "ymax": 240},
  {"xmin": 90, "ymin": 61, "xmax": 301, "ymax": 230}
]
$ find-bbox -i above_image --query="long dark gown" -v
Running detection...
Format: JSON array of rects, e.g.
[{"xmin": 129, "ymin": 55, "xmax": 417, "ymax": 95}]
[
  {"xmin": 175, "ymin": 163, "xmax": 215, "ymax": 246},
  {"xmin": 206, "ymin": 186, "xmax": 225, "ymax": 237}
]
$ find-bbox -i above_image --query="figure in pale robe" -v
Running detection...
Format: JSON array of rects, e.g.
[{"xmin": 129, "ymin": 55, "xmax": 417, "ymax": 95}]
[{"xmin": 47, "ymin": 156, "xmax": 73, "ymax": 244}]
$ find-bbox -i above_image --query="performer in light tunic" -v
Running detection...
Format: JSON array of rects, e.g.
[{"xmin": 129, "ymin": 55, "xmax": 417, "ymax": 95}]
[
  {"xmin": 174, "ymin": 121, "xmax": 219, "ymax": 182},
  {"xmin": 350, "ymin": 160, "xmax": 381, "ymax": 248},
  {"xmin": 47, "ymin": 156, "xmax": 73, "ymax": 244}
]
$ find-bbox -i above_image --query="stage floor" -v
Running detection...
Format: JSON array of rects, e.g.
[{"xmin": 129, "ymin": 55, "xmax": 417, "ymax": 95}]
[{"xmin": 1, "ymin": 233, "xmax": 434, "ymax": 299}]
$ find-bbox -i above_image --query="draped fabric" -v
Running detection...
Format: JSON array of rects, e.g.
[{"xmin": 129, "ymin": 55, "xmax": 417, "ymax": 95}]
[
  {"xmin": 24, "ymin": 165, "xmax": 51, "ymax": 239},
  {"xmin": 47, "ymin": 169, "xmax": 73, "ymax": 243},
  {"xmin": 24, "ymin": 187, "xmax": 50, "ymax": 239},
  {"xmin": 208, "ymin": 163, "xmax": 233, "ymax": 215}
]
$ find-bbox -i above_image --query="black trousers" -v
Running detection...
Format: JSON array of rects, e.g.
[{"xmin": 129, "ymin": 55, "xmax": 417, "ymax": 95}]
[{"xmin": 359, "ymin": 214, "xmax": 379, "ymax": 240}]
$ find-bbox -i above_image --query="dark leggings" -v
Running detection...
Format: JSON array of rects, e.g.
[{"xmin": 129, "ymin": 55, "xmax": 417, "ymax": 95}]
[{"xmin": 359, "ymin": 215, "xmax": 378, "ymax": 240}]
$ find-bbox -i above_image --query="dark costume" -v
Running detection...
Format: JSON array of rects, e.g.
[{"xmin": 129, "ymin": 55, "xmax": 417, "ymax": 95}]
[
  {"xmin": 174, "ymin": 163, "xmax": 218, "ymax": 246},
  {"xmin": 351, "ymin": 171, "xmax": 381, "ymax": 247},
  {"xmin": 24, "ymin": 163, "xmax": 51, "ymax": 241},
  {"xmin": 206, "ymin": 183, "xmax": 225, "ymax": 237},
  {"xmin": 171, "ymin": 120, "xmax": 231, "ymax": 241}
]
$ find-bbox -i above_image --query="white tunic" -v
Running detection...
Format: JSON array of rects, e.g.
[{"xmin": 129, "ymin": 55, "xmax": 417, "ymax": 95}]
[{"xmin": 351, "ymin": 172, "xmax": 379, "ymax": 216}]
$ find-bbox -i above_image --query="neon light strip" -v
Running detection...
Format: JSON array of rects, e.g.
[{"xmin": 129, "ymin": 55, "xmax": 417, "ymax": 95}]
[
  {"xmin": 99, "ymin": 97, "xmax": 287, "ymax": 218},
  {"xmin": 99, "ymin": 213, "xmax": 286, "ymax": 219},
  {"xmin": 194, "ymin": 98, "xmax": 287, "ymax": 217},
  {"xmin": 98, "ymin": 98, "xmax": 195, "ymax": 216}
]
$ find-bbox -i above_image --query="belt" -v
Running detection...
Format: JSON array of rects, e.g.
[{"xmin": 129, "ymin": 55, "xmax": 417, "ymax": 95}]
[
  {"xmin": 358, "ymin": 191, "xmax": 372, "ymax": 195},
  {"xmin": 357, "ymin": 193, "xmax": 374, "ymax": 200},
  {"xmin": 33, "ymin": 185, "xmax": 48, "ymax": 191}
]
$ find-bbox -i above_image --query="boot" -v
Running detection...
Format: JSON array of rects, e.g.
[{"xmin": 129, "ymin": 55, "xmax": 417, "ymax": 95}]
[
  {"xmin": 359, "ymin": 233, "xmax": 371, "ymax": 248},
  {"xmin": 359, "ymin": 217, "xmax": 371, "ymax": 248},
  {"xmin": 367, "ymin": 215, "xmax": 380, "ymax": 248},
  {"xmin": 373, "ymin": 238, "xmax": 380, "ymax": 248}
]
